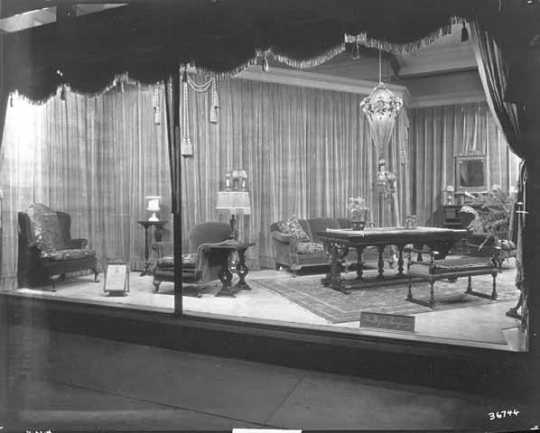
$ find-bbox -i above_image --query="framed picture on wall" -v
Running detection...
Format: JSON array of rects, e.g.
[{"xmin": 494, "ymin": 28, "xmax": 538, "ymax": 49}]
[
  {"xmin": 103, "ymin": 260, "xmax": 130, "ymax": 295},
  {"xmin": 455, "ymin": 155, "xmax": 489, "ymax": 193}
]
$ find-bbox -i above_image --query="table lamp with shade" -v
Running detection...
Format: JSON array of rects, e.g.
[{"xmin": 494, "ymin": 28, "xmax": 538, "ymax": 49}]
[{"xmin": 145, "ymin": 195, "xmax": 161, "ymax": 221}]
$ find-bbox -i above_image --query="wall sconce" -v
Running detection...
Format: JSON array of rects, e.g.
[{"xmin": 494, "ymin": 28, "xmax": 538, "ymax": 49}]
[{"xmin": 145, "ymin": 195, "xmax": 161, "ymax": 221}]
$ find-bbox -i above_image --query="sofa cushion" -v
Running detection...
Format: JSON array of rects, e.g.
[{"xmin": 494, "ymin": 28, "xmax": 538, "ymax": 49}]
[
  {"xmin": 296, "ymin": 241, "xmax": 326, "ymax": 255},
  {"xmin": 277, "ymin": 216, "xmax": 310, "ymax": 242},
  {"xmin": 41, "ymin": 248, "xmax": 96, "ymax": 261},
  {"xmin": 27, "ymin": 203, "xmax": 66, "ymax": 252}
]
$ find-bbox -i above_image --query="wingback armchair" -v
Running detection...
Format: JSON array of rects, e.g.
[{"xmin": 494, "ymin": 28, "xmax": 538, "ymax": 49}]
[
  {"xmin": 152, "ymin": 221, "xmax": 233, "ymax": 296},
  {"xmin": 18, "ymin": 203, "xmax": 99, "ymax": 290}
]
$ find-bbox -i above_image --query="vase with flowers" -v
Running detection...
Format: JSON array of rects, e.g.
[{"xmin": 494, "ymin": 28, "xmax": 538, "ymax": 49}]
[{"xmin": 348, "ymin": 196, "xmax": 369, "ymax": 231}]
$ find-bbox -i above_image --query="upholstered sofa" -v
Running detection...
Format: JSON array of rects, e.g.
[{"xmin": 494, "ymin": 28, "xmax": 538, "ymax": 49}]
[
  {"xmin": 270, "ymin": 217, "xmax": 357, "ymax": 273},
  {"xmin": 18, "ymin": 203, "xmax": 99, "ymax": 290}
]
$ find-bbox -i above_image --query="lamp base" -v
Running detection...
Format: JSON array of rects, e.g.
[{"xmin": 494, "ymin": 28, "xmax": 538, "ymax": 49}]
[
  {"xmin": 230, "ymin": 214, "xmax": 238, "ymax": 240},
  {"xmin": 148, "ymin": 212, "xmax": 159, "ymax": 222}
]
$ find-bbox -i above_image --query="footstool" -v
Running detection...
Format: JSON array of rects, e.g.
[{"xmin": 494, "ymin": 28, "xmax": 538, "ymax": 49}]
[{"xmin": 407, "ymin": 254, "xmax": 499, "ymax": 308}]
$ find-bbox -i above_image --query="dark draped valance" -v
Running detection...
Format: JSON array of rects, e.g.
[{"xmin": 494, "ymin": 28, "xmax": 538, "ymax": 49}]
[{"xmin": 3, "ymin": 0, "xmax": 538, "ymax": 102}]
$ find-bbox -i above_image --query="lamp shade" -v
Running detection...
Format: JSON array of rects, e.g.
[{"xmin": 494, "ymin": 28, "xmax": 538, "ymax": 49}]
[
  {"xmin": 146, "ymin": 195, "xmax": 161, "ymax": 212},
  {"xmin": 216, "ymin": 191, "xmax": 251, "ymax": 215}
]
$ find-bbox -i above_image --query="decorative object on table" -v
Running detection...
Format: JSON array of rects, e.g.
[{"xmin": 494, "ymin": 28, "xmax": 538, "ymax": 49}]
[
  {"xmin": 360, "ymin": 49, "xmax": 404, "ymax": 159},
  {"xmin": 216, "ymin": 170, "xmax": 251, "ymax": 239},
  {"xmin": 270, "ymin": 217, "xmax": 358, "ymax": 274},
  {"xmin": 17, "ymin": 203, "xmax": 99, "ymax": 291},
  {"xmin": 405, "ymin": 215, "xmax": 417, "ymax": 229},
  {"xmin": 152, "ymin": 222, "xmax": 239, "ymax": 297},
  {"xmin": 455, "ymin": 154, "xmax": 488, "ymax": 193},
  {"xmin": 348, "ymin": 196, "xmax": 369, "ymax": 230},
  {"xmin": 443, "ymin": 185, "xmax": 455, "ymax": 205},
  {"xmin": 145, "ymin": 195, "xmax": 161, "ymax": 221},
  {"xmin": 137, "ymin": 220, "xmax": 168, "ymax": 276},
  {"xmin": 103, "ymin": 260, "xmax": 129, "ymax": 295}
]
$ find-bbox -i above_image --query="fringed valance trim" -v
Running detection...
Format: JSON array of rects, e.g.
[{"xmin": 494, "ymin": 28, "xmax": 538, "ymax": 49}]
[
  {"xmin": 267, "ymin": 43, "xmax": 346, "ymax": 69},
  {"xmin": 11, "ymin": 73, "xmax": 164, "ymax": 105},
  {"xmin": 345, "ymin": 17, "xmax": 465, "ymax": 55}
]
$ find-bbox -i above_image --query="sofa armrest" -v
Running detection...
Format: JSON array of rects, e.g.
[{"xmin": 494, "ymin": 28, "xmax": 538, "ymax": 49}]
[
  {"xmin": 271, "ymin": 231, "xmax": 293, "ymax": 244},
  {"xmin": 66, "ymin": 238, "xmax": 88, "ymax": 249}
]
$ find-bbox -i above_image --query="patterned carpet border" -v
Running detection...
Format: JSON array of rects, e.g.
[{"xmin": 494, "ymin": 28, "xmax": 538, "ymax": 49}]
[{"xmin": 254, "ymin": 269, "xmax": 520, "ymax": 323}]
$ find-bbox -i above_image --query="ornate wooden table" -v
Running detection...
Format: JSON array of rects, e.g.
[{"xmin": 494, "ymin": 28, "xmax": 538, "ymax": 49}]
[
  {"xmin": 317, "ymin": 227, "xmax": 468, "ymax": 294},
  {"xmin": 209, "ymin": 241, "xmax": 255, "ymax": 297}
]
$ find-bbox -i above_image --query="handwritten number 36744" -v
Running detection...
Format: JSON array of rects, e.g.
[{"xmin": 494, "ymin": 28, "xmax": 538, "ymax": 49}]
[{"xmin": 488, "ymin": 409, "xmax": 520, "ymax": 420}]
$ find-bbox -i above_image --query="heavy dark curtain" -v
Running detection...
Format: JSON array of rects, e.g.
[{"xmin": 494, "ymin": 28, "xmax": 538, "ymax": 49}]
[
  {"xmin": 470, "ymin": 21, "xmax": 523, "ymax": 159},
  {"xmin": 3, "ymin": 0, "xmax": 535, "ymax": 103},
  {"xmin": 0, "ymin": 86, "xmax": 171, "ymax": 288},
  {"xmin": 409, "ymin": 102, "xmax": 520, "ymax": 225},
  {"xmin": 179, "ymin": 77, "xmax": 409, "ymax": 268}
]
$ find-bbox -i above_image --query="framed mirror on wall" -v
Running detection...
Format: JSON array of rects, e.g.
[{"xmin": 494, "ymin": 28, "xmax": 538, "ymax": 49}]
[{"xmin": 455, "ymin": 155, "xmax": 489, "ymax": 193}]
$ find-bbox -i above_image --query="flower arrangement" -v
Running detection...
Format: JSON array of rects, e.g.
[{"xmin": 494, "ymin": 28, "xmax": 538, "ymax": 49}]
[{"xmin": 348, "ymin": 196, "xmax": 369, "ymax": 230}]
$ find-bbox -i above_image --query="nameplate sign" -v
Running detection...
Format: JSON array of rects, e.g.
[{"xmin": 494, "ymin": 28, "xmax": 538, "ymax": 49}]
[{"xmin": 360, "ymin": 312, "xmax": 415, "ymax": 332}]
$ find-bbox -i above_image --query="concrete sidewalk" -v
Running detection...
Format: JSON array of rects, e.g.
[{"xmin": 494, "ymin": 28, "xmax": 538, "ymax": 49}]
[{"xmin": 2, "ymin": 325, "xmax": 535, "ymax": 431}]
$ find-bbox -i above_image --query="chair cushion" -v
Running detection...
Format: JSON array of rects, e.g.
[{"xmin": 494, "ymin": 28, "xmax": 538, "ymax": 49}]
[
  {"xmin": 277, "ymin": 216, "xmax": 310, "ymax": 242},
  {"xmin": 296, "ymin": 241, "xmax": 326, "ymax": 255},
  {"xmin": 409, "ymin": 257, "xmax": 496, "ymax": 276},
  {"xmin": 27, "ymin": 203, "xmax": 66, "ymax": 251},
  {"xmin": 41, "ymin": 248, "xmax": 96, "ymax": 261},
  {"xmin": 156, "ymin": 253, "xmax": 197, "ymax": 268}
]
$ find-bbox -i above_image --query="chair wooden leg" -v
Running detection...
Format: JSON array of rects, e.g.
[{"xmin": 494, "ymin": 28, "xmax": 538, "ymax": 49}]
[
  {"xmin": 466, "ymin": 275, "xmax": 472, "ymax": 293},
  {"xmin": 491, "ymin": 272, "xmax": 498, "ymax": 300}
]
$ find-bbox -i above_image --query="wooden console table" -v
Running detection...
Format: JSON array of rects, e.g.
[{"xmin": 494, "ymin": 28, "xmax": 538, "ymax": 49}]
[{"xmin": 317, "ymin": 227, "xmax": 468, "ymax": 294}]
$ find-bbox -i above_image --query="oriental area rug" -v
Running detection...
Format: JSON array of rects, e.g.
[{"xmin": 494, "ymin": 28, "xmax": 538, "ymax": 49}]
[{"xmin": 255, "ymin": 268, "xmax": 520, "ymax": 323}]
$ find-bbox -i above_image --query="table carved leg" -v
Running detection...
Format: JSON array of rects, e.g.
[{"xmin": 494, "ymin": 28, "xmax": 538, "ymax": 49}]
[
  {"xmin": 397, "ymin": 245, "xmax": 405, "ymax": 276},
  {"xmin": 216, "ymin": 262, "xmax": 235, "ymax": 297},
  {"xmin": 355, "ymin": 246, "xmax": 365, "ymax": 280},
  {"xmin": 140, "ymin": 226, "xmax": 151, "ymax": 276},
  {"xmin": 234, "ymin": 248, "xmax": 251, "ymax": 291},
  {"xmin": 321, "ymin": 242, "xmax": 350, "ymax": 294},
  {"xmin": 377, "ymin": 245, "xmax": 385, "ymax": 279}
]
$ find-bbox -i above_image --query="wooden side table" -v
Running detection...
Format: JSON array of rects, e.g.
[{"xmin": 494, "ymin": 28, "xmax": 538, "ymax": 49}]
[
  {"xmin": 137, "ymin": 220, "xmax": 168, "ymax": 276},
  {"xmin": 206, "ymin": 241, "xmax": 255, "ymax": 297}
]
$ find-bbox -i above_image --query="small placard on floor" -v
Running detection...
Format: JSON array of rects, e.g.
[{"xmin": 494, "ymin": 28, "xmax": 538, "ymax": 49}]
[{"xmin": 360, "ymin": 311, "xmax": 415, "ymax": 332}]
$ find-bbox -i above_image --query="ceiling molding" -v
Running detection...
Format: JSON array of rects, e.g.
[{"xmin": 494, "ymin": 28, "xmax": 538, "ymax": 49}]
[
  {"xmin": 409, "ymin": 90, "xmax": 485, "ymax": 108},
  {"xmin": 236, "ymin": 66, "xmax": 411, "ymax": 102}
]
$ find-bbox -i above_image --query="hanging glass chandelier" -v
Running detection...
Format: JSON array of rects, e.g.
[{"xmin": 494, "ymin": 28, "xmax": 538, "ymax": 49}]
[{"xmin": 360, "ymin": 49, "xmax": 403, "ymax": 157}]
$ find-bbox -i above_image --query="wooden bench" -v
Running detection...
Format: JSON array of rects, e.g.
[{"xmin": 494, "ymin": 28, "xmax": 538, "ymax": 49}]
[{"xmin": 406, "ymin": 252, "xmax": 499, "ymax": 309}]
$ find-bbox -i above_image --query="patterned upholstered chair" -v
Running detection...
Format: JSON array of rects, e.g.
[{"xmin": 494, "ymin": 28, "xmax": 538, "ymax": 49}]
[
  {"xmin": 18, "ymin": 203, "xmax": 99, "ymax": 290},
  {"xmin": 152, "ymin": 222, "xmax": 233, "ymax": 296}
]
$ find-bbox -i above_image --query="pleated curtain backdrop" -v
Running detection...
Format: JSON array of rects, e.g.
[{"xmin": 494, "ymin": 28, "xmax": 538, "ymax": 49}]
[
  {"xmin": 180, "ymin": 77, "xmax": 410, "ymax": 269},
  {"xmin": 409, "ymin": 102, "xmax": 521, "ymax": 226},
  {"xmin": 0, "ymin": 85, "xmax": 171, "ymax": 288}
]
